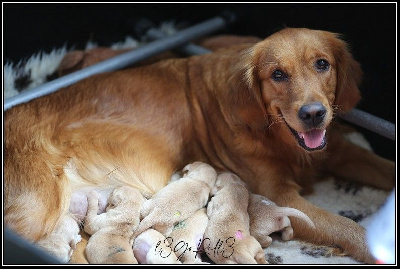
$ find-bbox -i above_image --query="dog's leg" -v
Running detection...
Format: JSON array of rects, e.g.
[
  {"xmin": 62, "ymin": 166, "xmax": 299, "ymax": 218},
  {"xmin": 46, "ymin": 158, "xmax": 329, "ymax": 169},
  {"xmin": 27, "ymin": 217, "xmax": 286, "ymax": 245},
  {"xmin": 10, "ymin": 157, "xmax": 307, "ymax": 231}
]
[
  {"xmin": 323, "ymin": 128, "xmax": 395, "ymax": 191},
  {"xmin": 4, "ymin": 150, "xmax": 69, "ymax": 241},
  {"xmin": 261, "ymin": 183, "xmax": 375, "ymax": 264}
]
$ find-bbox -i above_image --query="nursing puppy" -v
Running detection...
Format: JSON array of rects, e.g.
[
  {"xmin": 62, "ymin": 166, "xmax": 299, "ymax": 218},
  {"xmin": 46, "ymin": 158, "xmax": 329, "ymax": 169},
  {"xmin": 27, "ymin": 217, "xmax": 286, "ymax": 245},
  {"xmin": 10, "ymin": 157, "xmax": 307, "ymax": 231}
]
[
  {"xmin": 248, "ymin": 193, "xmax": 315, "ymax": 248},
  {"xmin": 132, "ymin": 161, "xmax": 217, "ymax": 238},
  {"xmin": 84, "ymin": 186, "xmax": 145, "ymax": 264},
  {"xmin": 132, "ymin": 228, "xmax": 182, "ymax": 264},
  {"xmin": 5, "ymin": 28, "xmax": 395, "ymax": 264},
  {"xmin": 36, "ymin": 215, "xmax": 82, "ymax": 263},
  {"xmin": 167, "ymin": 208, "xmax": 209, "ymax": 264},
  {"xmin": 204, "ymin": 172, "xmax": 267, "ymax": 264}
]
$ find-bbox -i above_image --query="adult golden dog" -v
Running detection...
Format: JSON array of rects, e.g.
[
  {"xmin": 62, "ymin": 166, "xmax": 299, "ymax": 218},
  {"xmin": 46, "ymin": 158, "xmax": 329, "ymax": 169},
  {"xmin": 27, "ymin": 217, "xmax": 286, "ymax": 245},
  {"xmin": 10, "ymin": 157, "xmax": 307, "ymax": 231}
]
[{"xmin": 4, "ymin": 28, "xmax": 395, "ymax": 263}]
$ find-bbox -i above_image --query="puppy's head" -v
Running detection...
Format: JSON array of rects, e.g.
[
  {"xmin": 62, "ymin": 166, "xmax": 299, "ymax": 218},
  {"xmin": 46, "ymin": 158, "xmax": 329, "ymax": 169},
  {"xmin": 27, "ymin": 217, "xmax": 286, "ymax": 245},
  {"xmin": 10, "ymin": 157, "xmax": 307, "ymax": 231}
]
[
  {"xmin": 108, "ymin": 186, "xmax": 142, "ymax": 209},
  {"xmin": 241, "ymin": 28, "xmax": 362, "ymax": 152},
  {"xmin": 211, "ymin": 172, "xmax": 246, "ymax": 196},
  {"xmin": 182, "ymin": 161, "xmax": 218, "ymax": 187}
]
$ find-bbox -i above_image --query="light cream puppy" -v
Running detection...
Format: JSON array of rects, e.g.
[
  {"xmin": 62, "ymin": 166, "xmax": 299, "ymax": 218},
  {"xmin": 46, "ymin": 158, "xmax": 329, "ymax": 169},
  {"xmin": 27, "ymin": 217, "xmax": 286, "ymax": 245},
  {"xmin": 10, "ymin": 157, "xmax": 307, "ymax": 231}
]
[
  {"xmin": 36, "ymin": 214, "xmax": 82, "ymax": 263},
  {"xmin": 132, "ymin": 161, "xmax": 217, "ymax": 238},
  {"xmin": 167, "ymin": 208, "xmax": 209, "ymax": 264},
  {"xmin": 132, "ymin": 228, "xmax": 182, "ymax": 264},
  {"xmin": 84, "ymin": 186, "xmax": 145, "ymax": 264},
  {"xmin": 248, "ymin": 193, "xmax": 315, "ymax": 248},
  {"xmin": 204, "ymin": 172, "xmax": 267, "ymax": 264}
]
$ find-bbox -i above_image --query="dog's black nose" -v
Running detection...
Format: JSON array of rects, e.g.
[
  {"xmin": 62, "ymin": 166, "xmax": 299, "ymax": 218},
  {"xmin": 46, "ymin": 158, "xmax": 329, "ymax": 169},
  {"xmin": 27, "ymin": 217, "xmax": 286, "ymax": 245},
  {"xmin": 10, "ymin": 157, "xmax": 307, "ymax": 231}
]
[{"xmin": 298, "ymin": 102, "xmax": 327, "ymax": 127}]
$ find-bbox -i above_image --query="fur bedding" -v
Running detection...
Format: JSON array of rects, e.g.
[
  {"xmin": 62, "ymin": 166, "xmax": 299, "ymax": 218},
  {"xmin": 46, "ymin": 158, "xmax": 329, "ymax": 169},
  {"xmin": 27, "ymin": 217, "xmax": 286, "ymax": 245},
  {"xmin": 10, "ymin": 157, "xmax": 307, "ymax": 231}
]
[{"xmin": 3, "ymin": 24, "xmax": 394, "ymax": 265}]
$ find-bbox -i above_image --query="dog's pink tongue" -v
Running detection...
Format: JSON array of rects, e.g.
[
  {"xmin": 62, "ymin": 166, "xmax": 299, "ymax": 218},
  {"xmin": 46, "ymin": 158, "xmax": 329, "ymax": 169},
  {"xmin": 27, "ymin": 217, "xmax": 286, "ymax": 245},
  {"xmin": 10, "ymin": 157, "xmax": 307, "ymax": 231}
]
[{"xmin": 299, "ymin": 129, "xmax": 326, "ymax": 149}]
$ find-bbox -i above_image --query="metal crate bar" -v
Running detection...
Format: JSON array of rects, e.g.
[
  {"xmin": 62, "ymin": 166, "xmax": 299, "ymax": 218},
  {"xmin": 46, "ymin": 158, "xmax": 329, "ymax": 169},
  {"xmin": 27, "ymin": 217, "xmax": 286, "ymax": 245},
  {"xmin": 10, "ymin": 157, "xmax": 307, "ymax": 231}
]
[
  {"xmin": 338, "ymin": 108, "xmax": 395, "ymax": 141},
  {"xmin": 145, "ymin": 28, "xmax": 211, "ymax": 55},
  {"xmin": 4, "ymin": 13, "xmax": 234, "ymax": 111}
]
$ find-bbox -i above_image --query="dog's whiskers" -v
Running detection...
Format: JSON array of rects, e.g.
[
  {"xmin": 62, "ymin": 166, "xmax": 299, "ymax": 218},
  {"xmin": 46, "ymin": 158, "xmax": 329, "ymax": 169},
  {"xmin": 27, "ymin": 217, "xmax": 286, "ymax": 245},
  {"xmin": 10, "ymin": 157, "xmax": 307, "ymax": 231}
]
[
  {"xmin": 331, "ymin": 105, "xmax": 342, "ymax": 119},
  {"xmin": 267, "ymin": 119, "xmax": 285, "ymax": 129},
  {"xmin": 266, "ymin": 113, "xmax": 285, "ymax": 130}
]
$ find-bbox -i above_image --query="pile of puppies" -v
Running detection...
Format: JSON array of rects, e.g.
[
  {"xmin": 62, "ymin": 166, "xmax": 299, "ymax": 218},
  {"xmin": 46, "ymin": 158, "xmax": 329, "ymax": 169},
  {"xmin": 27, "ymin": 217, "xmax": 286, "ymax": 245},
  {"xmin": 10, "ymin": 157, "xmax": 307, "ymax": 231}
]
[{"xmin": 49, "ymin": 161, "xmax": 315, "ymax": 264}]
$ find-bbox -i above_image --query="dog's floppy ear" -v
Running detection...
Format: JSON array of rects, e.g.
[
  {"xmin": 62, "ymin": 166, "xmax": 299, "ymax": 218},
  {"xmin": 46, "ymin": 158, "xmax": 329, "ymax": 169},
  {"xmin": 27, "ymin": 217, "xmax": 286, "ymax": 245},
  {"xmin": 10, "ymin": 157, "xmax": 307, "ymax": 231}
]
[
  {"xmin": 228, "ymin": 44, "xmax": 269, "ymax": 128},
  {"xmin": 327, "ymin": 33, "xmax": 363, "ymax": 113}
]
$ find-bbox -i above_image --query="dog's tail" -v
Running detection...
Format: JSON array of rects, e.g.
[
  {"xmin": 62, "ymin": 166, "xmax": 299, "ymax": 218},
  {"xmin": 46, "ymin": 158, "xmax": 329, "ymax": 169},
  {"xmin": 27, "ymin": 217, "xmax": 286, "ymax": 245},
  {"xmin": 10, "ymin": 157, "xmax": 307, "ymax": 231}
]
[{"xmin": 274, "ymin": 207, "xmax": 315, "ymax": 229}]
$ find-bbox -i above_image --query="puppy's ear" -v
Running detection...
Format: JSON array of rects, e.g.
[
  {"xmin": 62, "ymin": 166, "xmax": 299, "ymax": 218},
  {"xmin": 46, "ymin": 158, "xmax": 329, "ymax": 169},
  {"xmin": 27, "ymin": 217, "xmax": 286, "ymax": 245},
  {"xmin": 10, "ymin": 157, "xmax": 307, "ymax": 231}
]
[
  {"xmin": 109, "ymin": 189, "xmax": 123, "ymax": 206},
  {"xmin": 328, "ymin": 33, "xmax": 362, "ymax": 113},
  {"xmin": 210, "ymin": 184, "xmax": 220, "ymax": 196},
  {"xmin": 206, "ymin": 199, "xmax": 214, "ymax": 217}
]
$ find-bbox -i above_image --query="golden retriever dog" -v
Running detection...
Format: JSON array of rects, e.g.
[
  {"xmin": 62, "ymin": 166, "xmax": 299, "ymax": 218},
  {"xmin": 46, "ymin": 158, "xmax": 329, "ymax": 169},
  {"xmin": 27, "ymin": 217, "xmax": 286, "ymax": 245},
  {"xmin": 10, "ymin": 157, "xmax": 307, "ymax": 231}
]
[
  {"xmin": 248, "ymin": 193, "xmax": 315, "ymax": 248},
  {"xmin": 83, "ymin": 186, "xmax": 145, "ymax": 264},
  {"xmin": 205, "ymin": 172, "xmax": 267, "ymax": 264},
  {"xmin": 4, "ymin": 28, "xmax": 395, "ymax": 264},
  {"xmin": 132, "ymin": 161, "xmax": 217, "ymax": 238}
]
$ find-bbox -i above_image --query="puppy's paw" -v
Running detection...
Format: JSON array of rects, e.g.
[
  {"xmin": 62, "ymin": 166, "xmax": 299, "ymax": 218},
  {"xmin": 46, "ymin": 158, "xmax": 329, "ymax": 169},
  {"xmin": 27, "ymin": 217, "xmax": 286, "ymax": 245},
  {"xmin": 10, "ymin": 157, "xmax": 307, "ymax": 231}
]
[
  {"xmin": 87, "ymin": 190, "xmax": 99, "ymax": 200},
  {"xmin": 259, "ymin": 236, "xmax": 273, "ymax": 248},
  {"xmin": 87, "ymin": 190, "xmax": 100, "ymax": 206},
  {"xmin": 255, "ymin": 251, "xmax": 269, "ymax": 264},
  {"xmin": 281, "ymin": 226, "xmax": 294, "ymax": 241},
  {"xmin": 70, "ymin": 234, "xmax": 82, "ymax": 250}
]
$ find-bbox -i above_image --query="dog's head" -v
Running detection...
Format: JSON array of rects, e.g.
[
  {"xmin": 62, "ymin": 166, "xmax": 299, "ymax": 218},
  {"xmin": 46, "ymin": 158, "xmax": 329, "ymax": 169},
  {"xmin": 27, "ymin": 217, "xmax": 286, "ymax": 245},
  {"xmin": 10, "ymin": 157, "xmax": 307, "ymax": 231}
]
[{"xmin": 240, "ymin": 28, "xmax": 362, "ymax": 152}]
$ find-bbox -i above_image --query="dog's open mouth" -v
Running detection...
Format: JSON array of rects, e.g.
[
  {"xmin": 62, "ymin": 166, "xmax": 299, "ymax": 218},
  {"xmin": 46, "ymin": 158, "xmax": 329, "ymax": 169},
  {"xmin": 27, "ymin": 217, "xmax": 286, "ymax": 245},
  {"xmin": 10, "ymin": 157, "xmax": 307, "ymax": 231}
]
[{"xmin": 285, "ymin": 122, "xmax": 327, "ymax": 151}]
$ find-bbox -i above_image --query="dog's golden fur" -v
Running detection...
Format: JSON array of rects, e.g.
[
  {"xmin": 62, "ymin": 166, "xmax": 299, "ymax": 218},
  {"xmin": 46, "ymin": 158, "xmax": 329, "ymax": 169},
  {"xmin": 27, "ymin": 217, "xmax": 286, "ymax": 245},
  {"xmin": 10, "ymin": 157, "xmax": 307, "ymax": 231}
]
[{"xmin": 4, "ymin": 28, "xmax": 395, "ymax": 263}]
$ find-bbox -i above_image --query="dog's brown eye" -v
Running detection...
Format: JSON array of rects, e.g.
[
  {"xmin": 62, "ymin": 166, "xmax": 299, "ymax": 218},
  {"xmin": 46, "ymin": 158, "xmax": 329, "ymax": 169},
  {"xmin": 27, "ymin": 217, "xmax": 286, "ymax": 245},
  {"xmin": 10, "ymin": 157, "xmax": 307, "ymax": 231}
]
[
  {"xmin": 315, "ymin": 59, "xmax": 330, "ymax": 72},
  {"xmin": 272, "ymin": 70, "xmax": 288, "ymax": 82}
]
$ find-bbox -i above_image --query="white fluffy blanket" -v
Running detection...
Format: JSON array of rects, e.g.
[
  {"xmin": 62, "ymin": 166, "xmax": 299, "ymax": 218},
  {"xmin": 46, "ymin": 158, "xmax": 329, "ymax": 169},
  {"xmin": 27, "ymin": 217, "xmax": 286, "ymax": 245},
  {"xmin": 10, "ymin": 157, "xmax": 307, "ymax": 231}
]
[{"xmin": 3, "ymin": 27, "xmax": 394, "ymax": 265}]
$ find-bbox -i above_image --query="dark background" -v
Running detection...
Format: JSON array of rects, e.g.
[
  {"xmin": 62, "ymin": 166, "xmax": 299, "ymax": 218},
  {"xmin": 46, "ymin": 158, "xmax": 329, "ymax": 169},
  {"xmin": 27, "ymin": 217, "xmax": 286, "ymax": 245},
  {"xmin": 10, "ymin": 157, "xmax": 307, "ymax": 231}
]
[{"xmin": 3, "ymin": 3, "xmax": 396, "ymax": 161}]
